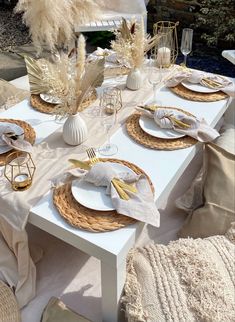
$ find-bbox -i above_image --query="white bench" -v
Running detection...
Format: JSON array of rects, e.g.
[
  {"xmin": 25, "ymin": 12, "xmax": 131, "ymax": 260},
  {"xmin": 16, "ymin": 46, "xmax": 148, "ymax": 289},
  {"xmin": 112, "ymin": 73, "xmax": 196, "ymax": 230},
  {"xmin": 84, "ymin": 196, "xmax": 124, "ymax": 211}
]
[{"xmin": 75, "ymin": 13, "xmax": 147, "ymax": 33}]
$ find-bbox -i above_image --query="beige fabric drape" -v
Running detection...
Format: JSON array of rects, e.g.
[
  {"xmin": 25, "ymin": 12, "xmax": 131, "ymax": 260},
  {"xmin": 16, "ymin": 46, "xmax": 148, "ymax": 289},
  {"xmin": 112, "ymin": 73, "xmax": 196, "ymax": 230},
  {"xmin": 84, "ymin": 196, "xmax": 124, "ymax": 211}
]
[{"xmin": 0, "ymin": 79, "xmax": 29, "ymax": 110}]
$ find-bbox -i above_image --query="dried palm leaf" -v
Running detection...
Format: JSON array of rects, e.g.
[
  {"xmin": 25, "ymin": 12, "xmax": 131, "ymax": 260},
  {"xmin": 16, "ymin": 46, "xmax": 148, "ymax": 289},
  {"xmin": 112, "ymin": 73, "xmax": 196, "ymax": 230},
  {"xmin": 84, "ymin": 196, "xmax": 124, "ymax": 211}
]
[
  {"xmin": 111, "ymin": 18, "xmax": 160, "ymax": 68},
  {"xmin": 75, "ymin": 58, "xmax": 105, "ymax": 113},
  {"xmin": 25, "ymin": 55, "xmax": 69, "ymax": 97},
  {"xmin": 119, "ymin": 18, "xmax": 132, "ymax": 40}
]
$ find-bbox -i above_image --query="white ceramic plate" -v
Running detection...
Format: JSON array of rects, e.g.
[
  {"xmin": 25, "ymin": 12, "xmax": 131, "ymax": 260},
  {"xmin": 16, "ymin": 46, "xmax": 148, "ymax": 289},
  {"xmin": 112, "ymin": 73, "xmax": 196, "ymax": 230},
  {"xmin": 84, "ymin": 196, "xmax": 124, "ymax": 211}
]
[
  {"xmin": 40, "ymin": 94, "xmax": 62, "ymax": 105},
  {"xmin": 139, "ymin": 115, "xmax": 185, "ymax": 140},
  {"xmin": 0, "ymin": 122, "xmax": 24, "ymax": 154},
  {"xmin": 181, "ymin": 81, "xmax": 220, "ymax": 93},
  {"xmin": 71, "ymin": 162, "xmax": 135, "ymax": 211}
]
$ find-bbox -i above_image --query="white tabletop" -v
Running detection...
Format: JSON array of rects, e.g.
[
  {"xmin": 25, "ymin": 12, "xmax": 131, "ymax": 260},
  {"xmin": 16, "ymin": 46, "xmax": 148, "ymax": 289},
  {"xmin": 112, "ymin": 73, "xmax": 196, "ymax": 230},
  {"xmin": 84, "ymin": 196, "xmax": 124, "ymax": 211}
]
[{"xmin": 2, "ymin": 74, "xmax": 230, "ymax": 268}]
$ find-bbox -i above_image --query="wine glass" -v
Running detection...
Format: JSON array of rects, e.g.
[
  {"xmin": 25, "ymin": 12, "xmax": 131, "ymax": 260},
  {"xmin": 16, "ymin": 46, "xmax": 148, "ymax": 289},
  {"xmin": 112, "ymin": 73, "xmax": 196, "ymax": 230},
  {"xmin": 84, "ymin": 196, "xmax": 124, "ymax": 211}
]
[
  {"xmin": 147, "ymin": 54, "xmax": 163, "ymax": 105},
  {"xmin": 180, "ymin": 28, "xmax": 193, "ymax": 67},
  {"xmin": 98, "ymin": 87, "xmax": 121, "ymax": 156}
]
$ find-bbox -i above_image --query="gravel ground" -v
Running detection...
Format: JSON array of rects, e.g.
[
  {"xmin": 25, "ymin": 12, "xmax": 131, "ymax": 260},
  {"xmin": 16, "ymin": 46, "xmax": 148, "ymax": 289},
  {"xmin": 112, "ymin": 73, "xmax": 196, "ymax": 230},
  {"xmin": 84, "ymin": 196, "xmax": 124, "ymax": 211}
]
[{"xmin": 0, "ymin": 7, "xmax": 31, "ymax": 50}]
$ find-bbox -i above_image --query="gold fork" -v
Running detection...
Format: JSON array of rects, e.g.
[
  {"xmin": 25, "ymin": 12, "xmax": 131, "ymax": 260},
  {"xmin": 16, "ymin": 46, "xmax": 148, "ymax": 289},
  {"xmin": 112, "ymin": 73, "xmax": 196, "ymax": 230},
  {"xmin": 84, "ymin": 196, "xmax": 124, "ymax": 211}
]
[
  {"xmin": 86, "ymin": 148, "xmax": 100, "ymax": 165},
  {"xmin": 86, "ymin": 148, "xmax": 137, "ymax": 200}
]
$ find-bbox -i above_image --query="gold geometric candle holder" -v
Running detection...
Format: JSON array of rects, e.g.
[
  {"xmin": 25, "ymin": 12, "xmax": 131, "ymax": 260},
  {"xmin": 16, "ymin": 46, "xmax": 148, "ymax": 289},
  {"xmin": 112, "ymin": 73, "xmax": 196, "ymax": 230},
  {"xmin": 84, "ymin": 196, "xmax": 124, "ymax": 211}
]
[
  {"xmin": 4, "ymin": 151, "xmax": 36, "ymax": 191},
  {"xmin": 153, "ymin": 21, "xmax": 179, "ymax": 68},
  {"xmin": 99, "ymin": 87, "xmax": 123, "ymax": 115}
]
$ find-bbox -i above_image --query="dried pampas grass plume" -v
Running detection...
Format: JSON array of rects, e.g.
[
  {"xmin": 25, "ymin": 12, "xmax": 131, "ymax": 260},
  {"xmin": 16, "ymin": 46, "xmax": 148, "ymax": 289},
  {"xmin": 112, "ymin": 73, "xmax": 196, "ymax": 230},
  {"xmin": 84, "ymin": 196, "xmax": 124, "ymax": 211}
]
[{"xmin": 14, "ymin": 0, "xmax": 100, "ymax": 52}]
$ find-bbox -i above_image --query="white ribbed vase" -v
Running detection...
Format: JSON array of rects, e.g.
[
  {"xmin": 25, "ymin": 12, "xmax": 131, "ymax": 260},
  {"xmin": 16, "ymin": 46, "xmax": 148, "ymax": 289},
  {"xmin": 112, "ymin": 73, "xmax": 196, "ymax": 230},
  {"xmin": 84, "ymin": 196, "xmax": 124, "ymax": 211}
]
[
  {"xmin": 62, "ymin": 113, "xmax": 88, "ymax": 146},
  {"xmin": 126, "ymin": 67, "xmax": 143, "ymax": 90}
]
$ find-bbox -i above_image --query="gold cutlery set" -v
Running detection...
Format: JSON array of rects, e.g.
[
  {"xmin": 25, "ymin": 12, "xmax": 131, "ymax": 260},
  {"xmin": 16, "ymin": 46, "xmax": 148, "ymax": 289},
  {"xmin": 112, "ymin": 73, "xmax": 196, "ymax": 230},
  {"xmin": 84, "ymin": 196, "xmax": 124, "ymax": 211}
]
[
  {"xmin": 138, "ymin": 105, "xmax": 191, "ymax": 129},
  {"xmin": 201, "ymin": 77, "xmax": 224, "ymax": 89},
  {"xmin": 69, "ymin": 148, "xmax": 137, "ymax": 201}
]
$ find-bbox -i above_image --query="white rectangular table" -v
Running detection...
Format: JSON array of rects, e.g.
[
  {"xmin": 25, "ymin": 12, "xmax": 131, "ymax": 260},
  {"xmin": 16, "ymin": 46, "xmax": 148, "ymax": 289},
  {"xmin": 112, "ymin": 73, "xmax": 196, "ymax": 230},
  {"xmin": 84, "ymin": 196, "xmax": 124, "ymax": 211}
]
[{"xmin": 2, "ymin": 75, "xmax": 231, "ymax": 321}]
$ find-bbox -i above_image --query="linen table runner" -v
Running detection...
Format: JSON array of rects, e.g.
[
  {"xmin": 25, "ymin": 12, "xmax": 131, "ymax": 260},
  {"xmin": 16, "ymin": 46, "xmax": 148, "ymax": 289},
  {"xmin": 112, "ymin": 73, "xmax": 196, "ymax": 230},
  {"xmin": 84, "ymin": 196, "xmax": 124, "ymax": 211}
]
[{"xmin": 0, "ymin": 79, "xmax": 29, "ymax": 111}]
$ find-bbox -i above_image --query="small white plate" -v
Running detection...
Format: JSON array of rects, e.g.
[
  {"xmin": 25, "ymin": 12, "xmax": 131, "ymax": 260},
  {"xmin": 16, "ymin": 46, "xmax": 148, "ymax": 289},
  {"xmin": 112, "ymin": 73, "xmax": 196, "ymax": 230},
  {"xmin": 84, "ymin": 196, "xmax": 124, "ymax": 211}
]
[
  {"xmin": 40, "ymin": 94, "xmax": 62, "ymax": 105},
  {"xmin": 71, "ymin": 162, "xmax": 135, "ymax": 211},
  {"xmin": 139, "ymin": 115, "xmax": 185, "ymax": 140},
  {"xmin": 181, "ymin": 81, "xmax": 220, "ymax": 93},
  {"xmin": 0, "ymin": 122, "xmax": 24, "ymax": 154}
]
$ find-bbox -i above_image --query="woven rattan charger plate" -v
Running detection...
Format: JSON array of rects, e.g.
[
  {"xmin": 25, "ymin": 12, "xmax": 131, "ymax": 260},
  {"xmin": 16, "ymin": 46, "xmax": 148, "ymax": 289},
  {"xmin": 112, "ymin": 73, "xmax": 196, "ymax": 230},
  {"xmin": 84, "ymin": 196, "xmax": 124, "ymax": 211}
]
[
  {"xmin": 170, "ymin": 83, "xmax": 228, "ymax": 102},
  {"xmin": 30, "ymin": 90, "xmax": 97, "ymax": 114},
  {"xmin": 0, "ymin": 118, "xmax": 36, "ymax": 166},
  {"xmin": 53, "ymin": 158, "xmax": 154, "ymax": 232},
  {"xmin": 126, "ymin": 107, "xmax": 197, "ymax": 150}
]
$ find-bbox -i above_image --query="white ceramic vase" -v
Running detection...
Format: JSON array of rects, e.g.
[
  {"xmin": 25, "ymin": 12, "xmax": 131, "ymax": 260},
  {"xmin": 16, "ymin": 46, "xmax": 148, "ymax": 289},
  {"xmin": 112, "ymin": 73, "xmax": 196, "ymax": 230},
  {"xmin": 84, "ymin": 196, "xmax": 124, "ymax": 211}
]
[
  {"xmin": 62, "ymin": 113, "xmax": 88, "ymax": 146},
  {"xmin": 126, "ymin": 67, "xmax": 143, "ymax": 90}
]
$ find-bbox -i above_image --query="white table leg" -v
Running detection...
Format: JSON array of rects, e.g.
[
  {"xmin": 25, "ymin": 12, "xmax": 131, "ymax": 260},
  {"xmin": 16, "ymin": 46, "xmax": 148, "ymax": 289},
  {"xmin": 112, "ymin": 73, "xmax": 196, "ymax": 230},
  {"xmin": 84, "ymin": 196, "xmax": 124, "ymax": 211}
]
[{"xmin": 101, "ymin": 258, "xmax": 126, "ymax": 322}]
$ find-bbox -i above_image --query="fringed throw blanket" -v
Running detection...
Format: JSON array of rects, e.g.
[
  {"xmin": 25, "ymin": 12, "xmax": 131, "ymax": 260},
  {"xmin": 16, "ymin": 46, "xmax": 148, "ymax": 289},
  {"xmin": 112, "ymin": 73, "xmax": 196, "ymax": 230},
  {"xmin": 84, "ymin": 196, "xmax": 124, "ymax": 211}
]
[{"xmin": 123, "ymin": 225, "xmax": 235, "ymax": 322}]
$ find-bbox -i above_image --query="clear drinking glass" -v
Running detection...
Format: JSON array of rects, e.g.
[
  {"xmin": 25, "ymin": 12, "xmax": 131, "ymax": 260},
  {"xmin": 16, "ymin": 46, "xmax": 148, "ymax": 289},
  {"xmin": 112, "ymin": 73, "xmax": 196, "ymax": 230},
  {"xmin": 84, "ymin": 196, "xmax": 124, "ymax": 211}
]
[
  {"xmin": 180, "ymin": 28, "xmax": 193, "ymax": 67},
  {"xmin": 147, "ymin": 54, "xmax": 163, "ymax": 105},
  {"xmin": 98, "ymin": 87, "xmax": 122, "ymax": 156},
  {"xmin": 99, "ymin": 110, "xmax": 118, "ymax": 156}
]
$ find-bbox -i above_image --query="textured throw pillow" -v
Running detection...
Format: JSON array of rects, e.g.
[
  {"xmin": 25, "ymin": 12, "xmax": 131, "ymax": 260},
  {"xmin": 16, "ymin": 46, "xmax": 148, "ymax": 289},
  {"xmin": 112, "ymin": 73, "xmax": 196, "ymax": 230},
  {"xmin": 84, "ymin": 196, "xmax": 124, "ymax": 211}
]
[
  {"xmin": 122, "ymin": 224, "xmax": 235, "ymax": 322},
  {"xmin": 178, "ymin": 142, "xmax": 235, "ymax": 238}
]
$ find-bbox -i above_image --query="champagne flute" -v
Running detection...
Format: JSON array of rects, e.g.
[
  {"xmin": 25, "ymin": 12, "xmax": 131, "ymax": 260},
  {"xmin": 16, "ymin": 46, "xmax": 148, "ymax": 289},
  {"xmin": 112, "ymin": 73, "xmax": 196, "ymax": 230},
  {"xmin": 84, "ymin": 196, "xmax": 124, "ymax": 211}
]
[
  {"xmin": 98, "ymin": 87, "xmax": 121, "ymax": 156},
  {"xmin": 180, "ymin": 28, "xmax": 193, "ymax": 67},
  {"xmin": 147, "ymin": 54, "xmax": 163, "ymax": 105},
  {"xmin": 99, "ymin": 106, "xmax": 118, "ymax": 156}
]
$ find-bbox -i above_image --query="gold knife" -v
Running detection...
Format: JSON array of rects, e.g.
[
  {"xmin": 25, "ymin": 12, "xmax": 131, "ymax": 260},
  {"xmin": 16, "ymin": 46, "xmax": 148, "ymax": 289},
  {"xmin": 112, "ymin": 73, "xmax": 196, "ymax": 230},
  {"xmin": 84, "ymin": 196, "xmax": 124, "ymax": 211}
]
[{"xmin": 68, "ymin": 159, "xmax": 91, "ymax": 170}]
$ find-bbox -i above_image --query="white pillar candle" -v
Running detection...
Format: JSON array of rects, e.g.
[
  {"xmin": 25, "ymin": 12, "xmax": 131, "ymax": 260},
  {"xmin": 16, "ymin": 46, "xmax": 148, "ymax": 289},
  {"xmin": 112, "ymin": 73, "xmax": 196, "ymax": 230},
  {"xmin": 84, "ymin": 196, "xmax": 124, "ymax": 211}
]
[{"xmin": 156, "ymin": 47, "xmax": 171, "ymax": 67}]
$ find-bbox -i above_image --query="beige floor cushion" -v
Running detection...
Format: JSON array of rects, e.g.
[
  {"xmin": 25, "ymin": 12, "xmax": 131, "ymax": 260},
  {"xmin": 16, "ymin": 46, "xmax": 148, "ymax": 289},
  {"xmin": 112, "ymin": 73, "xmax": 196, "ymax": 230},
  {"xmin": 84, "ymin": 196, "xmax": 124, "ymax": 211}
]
[
  {"xmin": 122, "ymin": 224, "xmax": 235, "ymax": 322},
  {"xmin": 177, "ymin": 124, "xmax": 235, "ymax": 238}
]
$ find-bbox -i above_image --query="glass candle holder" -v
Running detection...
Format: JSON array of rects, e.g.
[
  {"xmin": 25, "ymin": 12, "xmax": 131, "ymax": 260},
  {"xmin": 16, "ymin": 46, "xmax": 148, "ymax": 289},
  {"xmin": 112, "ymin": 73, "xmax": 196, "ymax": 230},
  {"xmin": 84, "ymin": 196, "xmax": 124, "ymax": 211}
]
[
  {"xmin": 153, "ymin": 21, "xmax": 179, "ymax": 68},
  {"xmin": 99, "ymin": 87, "xmax": 122, "ymax": 115},
  {"xmin": 4, "ymin": 151, "xmax": 36, "ymax": 191}
]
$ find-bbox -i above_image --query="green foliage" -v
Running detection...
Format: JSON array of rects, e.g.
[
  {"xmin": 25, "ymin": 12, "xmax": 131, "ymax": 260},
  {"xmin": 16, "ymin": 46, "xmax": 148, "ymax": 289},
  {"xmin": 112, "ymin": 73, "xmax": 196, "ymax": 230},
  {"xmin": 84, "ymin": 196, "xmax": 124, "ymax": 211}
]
[
  {"xmin": 194, "ymin": 0, "xmax": 235, "ymax": 46},
  {"xmin": 84, "ymin": 31, "xmax": 115, "ymax": 49}
]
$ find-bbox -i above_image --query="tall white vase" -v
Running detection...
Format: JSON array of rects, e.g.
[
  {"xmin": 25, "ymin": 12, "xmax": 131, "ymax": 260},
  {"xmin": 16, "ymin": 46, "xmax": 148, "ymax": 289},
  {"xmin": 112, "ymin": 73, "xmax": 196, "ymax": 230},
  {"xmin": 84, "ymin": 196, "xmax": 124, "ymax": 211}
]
[
  {"xmin": 62, "ymin": 113, "xmax": 88, "ymax": 146},
  {"xmin": 126, "ymin": 67, "xmax": 143, "ymax": 91}
]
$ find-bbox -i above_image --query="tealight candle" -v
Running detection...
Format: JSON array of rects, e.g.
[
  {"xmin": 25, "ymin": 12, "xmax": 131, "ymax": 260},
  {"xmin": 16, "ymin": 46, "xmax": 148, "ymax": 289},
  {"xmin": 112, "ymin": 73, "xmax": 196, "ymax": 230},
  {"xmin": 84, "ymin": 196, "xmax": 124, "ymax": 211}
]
[
  {"xmin": 12, "ymin": 173, "xmax": 31, "ymax": 191},
  {"xmin": 156, "ymin": 47, "xmax": 171, "ymax": 67}
]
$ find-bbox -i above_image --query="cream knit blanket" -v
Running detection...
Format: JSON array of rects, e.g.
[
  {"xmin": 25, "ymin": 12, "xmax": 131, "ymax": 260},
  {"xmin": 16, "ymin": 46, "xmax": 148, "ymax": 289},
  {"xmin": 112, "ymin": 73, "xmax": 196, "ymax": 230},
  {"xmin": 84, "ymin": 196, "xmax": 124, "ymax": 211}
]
[{"xmin": 123, "ymin": 225, "xmax": 235, "ymax": 322}]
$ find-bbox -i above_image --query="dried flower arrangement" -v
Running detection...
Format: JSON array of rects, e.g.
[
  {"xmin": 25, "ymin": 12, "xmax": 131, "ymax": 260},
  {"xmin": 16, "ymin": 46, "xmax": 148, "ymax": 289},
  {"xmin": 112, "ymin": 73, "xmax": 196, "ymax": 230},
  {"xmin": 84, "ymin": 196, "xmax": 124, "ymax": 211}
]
[
  {"xmin": 25, "ymin": 35, "xmax": 105, "ymax": 116},
  {"xmin": 111, "ymin": 18, "xmax": 160, "ymax": 69},
  {"xmin": 14, "ymin": 0, "xmax": 101, "ymax": 52}
]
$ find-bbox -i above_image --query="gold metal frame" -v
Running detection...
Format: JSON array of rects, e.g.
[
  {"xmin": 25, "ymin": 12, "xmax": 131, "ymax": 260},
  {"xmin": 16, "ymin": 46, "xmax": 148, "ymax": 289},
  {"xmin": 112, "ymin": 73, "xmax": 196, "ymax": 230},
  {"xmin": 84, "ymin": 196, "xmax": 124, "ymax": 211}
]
[
  {"xmin": 4, "ymin": 151, "xmax": 36, "ymax": 191},
  {"xmin": 153, "ymin": 21, "xmax": 179, "ymax": 67}
]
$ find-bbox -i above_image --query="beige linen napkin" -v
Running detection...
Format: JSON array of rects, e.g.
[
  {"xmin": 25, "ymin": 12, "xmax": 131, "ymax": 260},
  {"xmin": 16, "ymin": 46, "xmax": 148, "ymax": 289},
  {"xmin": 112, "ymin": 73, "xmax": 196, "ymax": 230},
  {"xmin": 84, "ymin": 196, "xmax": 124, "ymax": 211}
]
[
  {"xmin": 139, "ymin": 107, "xmax": 220, "ymax": 142},
  {"xmin": 166, "ymin": 69, "xmax": 235, "ymax": 97},
  {"xmin": 88, "ymin": 47, "xmax": 129, "ymax": 67},
  {"xmin": 0, "ymin": 123, "xmax": 32, "ymax": 152},
  {"xmin": 0, "ymin": 79, "xmax": 29, "ymax": 110},
  {"xmin": 69, "ymin": 162, "xmax": 160, "ymax": 227}
]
